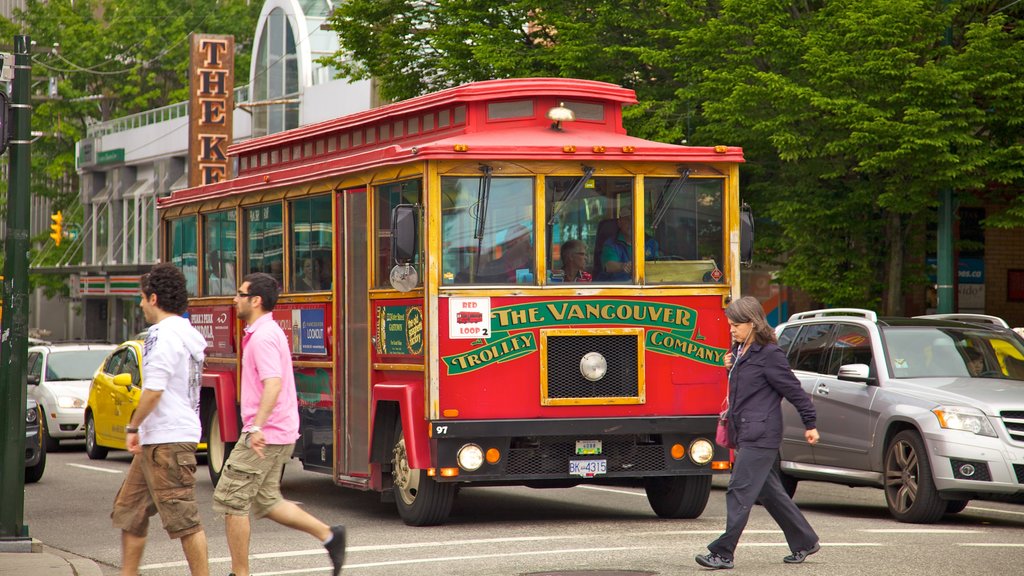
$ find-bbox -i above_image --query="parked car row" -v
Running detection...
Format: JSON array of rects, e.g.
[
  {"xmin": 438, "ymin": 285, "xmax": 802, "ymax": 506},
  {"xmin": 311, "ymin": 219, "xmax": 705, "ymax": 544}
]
[{"xmin": 775, "ymin": 309, "xmax": 1024, "ymax": 523}]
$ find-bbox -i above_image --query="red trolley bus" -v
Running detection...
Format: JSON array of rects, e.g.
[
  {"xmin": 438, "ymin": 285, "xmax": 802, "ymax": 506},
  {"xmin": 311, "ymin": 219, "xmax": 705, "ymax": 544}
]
[{"xmin": 159, "ymin": 78, "xmax": 751, "ymax": 526}]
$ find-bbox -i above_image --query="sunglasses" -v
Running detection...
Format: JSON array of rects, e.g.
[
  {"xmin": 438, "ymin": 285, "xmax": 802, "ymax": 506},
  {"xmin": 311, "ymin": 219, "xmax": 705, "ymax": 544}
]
[{"xmin": 236, "ymin": 291, "xmax": 254, "ymax": 298}]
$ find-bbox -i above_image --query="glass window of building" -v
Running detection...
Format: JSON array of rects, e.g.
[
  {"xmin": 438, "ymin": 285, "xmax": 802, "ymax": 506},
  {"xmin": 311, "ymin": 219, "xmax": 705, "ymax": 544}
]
[
  {"xmin": 252, "ymin": 8, "xmax": 299, "ymax": 137},
  {"xmin": 291, "ymin": 195, "xmax": 332, "ymax": 292},
  {"xmin": 245, "ymin": 204, "xmax": 284, "ymax": 286},
  {"xmin": 441, "ymin": 176, "xmax": 535, "ymax": 285},
  {"xmin": 643, "ymin": 175, "xmax": 724, "ymax": 284},
  {"xmin": 169, "ymin": 216, "xmax": 199, "ymax": 296},
  {"xmin": 204, "ymin": 210, "xmax": 237, "ymax": 296},
  {"xmin": 375, "ymin": 180, "xmax": 422, "ymax": 288}
]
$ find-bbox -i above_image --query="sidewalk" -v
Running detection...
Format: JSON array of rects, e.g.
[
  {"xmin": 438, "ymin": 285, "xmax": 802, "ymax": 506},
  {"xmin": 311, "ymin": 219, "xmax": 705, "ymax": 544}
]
[{"xmin": 0, "ymin": 540, "xmax": 104, "ymax": 576}]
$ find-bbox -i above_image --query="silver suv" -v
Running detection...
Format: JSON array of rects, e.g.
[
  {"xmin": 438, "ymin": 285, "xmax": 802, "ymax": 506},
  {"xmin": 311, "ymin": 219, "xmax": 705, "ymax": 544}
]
[{"xmin": 775, "ymin": 308, "xmax": 1024, "ymax": 523}]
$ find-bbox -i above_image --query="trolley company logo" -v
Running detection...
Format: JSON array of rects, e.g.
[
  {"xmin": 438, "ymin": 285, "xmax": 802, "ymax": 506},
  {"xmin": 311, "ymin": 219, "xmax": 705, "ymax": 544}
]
[{"xmin": 443, "ymin": 299, "xmax": 727, "ymax": 375}]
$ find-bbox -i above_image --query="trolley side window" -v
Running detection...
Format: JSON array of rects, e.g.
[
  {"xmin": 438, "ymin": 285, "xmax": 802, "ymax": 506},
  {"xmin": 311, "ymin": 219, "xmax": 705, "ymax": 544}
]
[
  {"xmin": 290, "ymin": 195, "xmax": 332, "ymax": 292},
  {"xmin": 203, "ymin": 210, "xmax": 237, "ymax": 296},
  {"xmin": 546, "ymin": 175, "xmax": 632, "ymax": 284},
  {"xmin": 376, "ymin": 179, "xmax": 422, "ymax": 288},
  {"xmin": 643, "ymin": 176, "xmax": 725, "ymax": 285},
  {"xmin": 244, "ymin": 203, "xmax": 284, "ymax": 286},
  {"xmin": 441, "ymin": 176, "xmax": 535, "ymax": 285},
  {"xmin": 168, "ymin": 216, "xmax": 199, "ymax": 296}
]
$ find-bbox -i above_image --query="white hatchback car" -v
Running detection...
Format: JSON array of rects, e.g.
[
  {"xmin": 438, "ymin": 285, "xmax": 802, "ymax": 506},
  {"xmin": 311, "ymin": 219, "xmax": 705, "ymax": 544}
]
[{"xmin": 27, "ymin": 343, "xmax": 117, "ymax": 451}]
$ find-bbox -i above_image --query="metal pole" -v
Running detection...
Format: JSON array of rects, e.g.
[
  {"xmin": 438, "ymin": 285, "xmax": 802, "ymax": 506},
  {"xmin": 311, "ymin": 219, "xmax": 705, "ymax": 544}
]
[
  {"xmin": 0, "ymin": 34, "xmax": 32, "ymax": 541},
  {"xmin": 936, "ymin": 3, "xmax": 954, "ymax": 313}
]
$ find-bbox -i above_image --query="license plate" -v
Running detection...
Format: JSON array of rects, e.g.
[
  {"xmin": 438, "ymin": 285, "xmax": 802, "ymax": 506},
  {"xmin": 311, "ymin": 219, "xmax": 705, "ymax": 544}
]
[
  {"xmin": 575, "ymin": 440, "xmax": 602, "ymax": 455},
  {"xmin": 569, "ymin": 459, "xmax": 607, "ymax": 478}
]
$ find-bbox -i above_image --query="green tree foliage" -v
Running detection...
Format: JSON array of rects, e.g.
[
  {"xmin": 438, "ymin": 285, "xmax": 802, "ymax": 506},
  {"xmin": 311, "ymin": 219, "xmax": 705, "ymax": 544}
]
[
  {"xmin": 323, "ymin": 0, "xmax": 1024, "ymax": 312},
  {"xmin": 0, "ymin": 0, "xmax": 261, "ymax": 287}
]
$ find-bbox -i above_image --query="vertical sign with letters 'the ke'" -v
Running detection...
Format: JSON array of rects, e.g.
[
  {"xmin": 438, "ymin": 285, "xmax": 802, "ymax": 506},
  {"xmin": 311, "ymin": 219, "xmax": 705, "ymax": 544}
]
[{"xmin": 189, "ymin": 34, "xmax": 234, "ymax": 187}]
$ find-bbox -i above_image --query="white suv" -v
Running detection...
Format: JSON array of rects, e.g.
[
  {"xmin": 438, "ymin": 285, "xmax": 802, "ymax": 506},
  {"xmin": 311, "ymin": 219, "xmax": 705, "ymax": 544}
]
[
  {"xmin": 775, "ymin": 309, "xmax": 1024, "ymax": 523},
  {"xmin": 27, "ymin": 343, "xmax": 116, "ymax": 450}
]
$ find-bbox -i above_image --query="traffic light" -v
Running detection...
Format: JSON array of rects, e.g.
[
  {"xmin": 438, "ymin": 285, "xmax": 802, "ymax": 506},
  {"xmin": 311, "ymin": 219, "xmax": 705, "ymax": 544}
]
[{"xmin": 49, "ymin": 211, "xmax": 63, "ymax": 246}]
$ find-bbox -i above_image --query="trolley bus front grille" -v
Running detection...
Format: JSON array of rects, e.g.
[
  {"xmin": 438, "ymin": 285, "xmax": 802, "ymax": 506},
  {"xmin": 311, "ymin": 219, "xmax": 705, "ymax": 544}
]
[
  {"xmin": 506, "ymin": 434, "xmax": 665, "ymax": 475},
  {"xmin": 545, "ymin": 335, "xmax": 640, "ymax": 400}
]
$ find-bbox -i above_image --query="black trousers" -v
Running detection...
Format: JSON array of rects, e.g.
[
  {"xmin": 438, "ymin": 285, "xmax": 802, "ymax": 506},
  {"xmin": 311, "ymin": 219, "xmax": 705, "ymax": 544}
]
[{"xmin": 708, "ymin": 446, "xmax": 818, "ymax": 560}]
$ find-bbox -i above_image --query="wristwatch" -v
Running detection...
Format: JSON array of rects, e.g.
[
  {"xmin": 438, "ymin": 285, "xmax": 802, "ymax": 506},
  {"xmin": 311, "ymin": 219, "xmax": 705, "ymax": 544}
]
[
  {"xmin": 245, "ymin": 425, "xmax": 262, "ymax": 433},
  {"xmin": 125, "ymin": 426, "xmax": 139, "ymax": 434}
]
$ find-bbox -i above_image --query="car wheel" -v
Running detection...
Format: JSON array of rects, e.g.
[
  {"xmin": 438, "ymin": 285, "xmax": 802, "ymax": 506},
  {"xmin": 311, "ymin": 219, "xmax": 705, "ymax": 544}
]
[
  {"xmin": 25, "ymin": 436, "xmax": 46, "ymax": 483},
  {"xmin": 42, "ymin": 413, "xmax": 61, "ymax": 452},
  {"xmin": 883, "ymin": 430, "xmax": 945, "ymax": 523},
  {"xmin": 945, "ymin": 499, "xmax": 969, "ymax": 514},
  {"xmin": 206, "ymin": 403, "xmax": 234, "ymax": 487},
  {"xmin": 391, "ymin": 419, "xmax": 455, "ymax": 526},
  {"xmin": 85, "ymin": 413, "xmax": 108, "ymax": 460},
  {"xmin": 645, "ymin": 475, "xmax": 712, "ymax": 518}
]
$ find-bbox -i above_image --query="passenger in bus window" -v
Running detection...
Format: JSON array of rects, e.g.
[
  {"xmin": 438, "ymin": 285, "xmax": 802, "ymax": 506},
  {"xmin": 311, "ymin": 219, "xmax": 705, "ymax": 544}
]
[
  {"xmin": 597, "ymin": 209, "xmax": 657, "ymax": 281},
  {"xmin": 559, "ymin": 239, "xmax": 591, "ymax": 282},
  {"xmin": 476, "ymin": 224, "xmax": 534, "ymax": 283},
  {"xmin": 295, "ymin": 257, "xmax": 321, "ymax": 291},
  {"xmin": 269, "ymin": 258, "xmax": 284, "ymax": 288},
  {"xmin": 206, "ymin": 251, "xmax": 235, "ymax": 296}
]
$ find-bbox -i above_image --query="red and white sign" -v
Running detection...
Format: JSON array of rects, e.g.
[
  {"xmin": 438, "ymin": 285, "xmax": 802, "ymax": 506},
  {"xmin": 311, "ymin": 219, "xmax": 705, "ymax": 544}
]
[{"xmin": 449, "ymin": 297, "xmax": 492, "ymax": 340}]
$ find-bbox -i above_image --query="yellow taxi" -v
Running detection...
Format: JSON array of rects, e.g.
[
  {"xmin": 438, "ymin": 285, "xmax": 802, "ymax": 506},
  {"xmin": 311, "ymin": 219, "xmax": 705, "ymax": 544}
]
[
  {"xmin": 85, "ymin": 339, "xmax": 144, "ymax": 459},
  {"xmin": 85, "ymin": 337, "xmax": 207, "ymax": 458}
]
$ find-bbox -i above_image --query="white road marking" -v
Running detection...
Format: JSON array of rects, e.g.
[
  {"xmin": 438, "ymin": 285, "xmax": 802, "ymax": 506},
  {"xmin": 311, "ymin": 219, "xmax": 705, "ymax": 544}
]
[
  {"xmin": 959, "ymin": 543, "xmax": 1024, "ymax": 547},
  {"xmin": 964, "ymin": 505, "xmax": 1024, "ymax": 517},
  {"xmin": 66, "ymin": 463, "xmax": 123, "ymax": 474},
  {"xmin": 862, "ymin": 529, "xmax": 982, "ymax": 534},
  {"xmin": 578, "ymin": 485, "xmax": 644, "ymax": 496},
  {"xmin": 251, "ymin": 546, "xmax": 656, "ymax": 576}
]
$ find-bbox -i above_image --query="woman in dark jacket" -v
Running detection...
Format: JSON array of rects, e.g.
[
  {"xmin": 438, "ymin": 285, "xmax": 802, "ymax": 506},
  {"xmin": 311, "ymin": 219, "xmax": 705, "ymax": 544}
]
[{"xmin": 695, "ymin": 296, "xmax": 821, "ymax": 570}]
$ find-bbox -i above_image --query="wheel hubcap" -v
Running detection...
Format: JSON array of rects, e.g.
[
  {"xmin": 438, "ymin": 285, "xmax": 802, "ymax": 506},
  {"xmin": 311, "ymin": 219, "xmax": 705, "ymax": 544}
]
[
  {"xmin": 885, "ymin": 439, "xmax": 919, "ymax": 514},
  {"xmin": 392, "ymin": 437, "xmax": 419, "ymax": 505}
]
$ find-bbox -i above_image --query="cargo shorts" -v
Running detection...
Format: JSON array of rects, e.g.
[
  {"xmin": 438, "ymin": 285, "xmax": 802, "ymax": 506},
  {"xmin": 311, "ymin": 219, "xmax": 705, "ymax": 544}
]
[
  {"xmin": 212, "ymin": 433, "xmax": 293, "ymax": 519},
  {"xmin": 111, "ymin": 443, "xmax": 202, "ymax": 539}
]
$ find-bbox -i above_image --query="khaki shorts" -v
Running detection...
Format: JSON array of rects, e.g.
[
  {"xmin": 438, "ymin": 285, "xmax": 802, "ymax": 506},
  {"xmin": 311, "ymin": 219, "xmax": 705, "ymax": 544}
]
[
  {"xmin": 212, "ymin": 433, "xmax": 293, "ymax": 519},
  {"xmin": 111, "ymin": 443, "xmax": 202, "ymax": 539}
]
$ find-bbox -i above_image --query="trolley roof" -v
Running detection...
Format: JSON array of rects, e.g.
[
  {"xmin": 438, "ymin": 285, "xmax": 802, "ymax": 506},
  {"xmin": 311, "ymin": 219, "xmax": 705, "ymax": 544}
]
[{"xmin": 162, "ymin": 77, "xmax": 743, "ymax": 207}]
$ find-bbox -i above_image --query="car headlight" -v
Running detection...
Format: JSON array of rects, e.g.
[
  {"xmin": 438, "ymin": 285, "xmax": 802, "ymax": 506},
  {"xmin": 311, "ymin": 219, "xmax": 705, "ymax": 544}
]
[
  {"xmin": 57, "ymin": 395, "xmax": 86, "ymax": 409},
  {"xmin": 932, "ymin": 406, "xmax": 997, "ymax": 437},
  {"xmin": 26, "ymin": 407, "xmax": 38, "ymax": 424}
]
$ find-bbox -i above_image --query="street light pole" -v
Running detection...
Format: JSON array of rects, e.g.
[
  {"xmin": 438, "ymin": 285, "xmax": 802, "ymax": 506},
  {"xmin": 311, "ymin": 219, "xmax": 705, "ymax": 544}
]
[{"xmin": 0, "ymin": 34, "xmax": 32, "ymax": 543}]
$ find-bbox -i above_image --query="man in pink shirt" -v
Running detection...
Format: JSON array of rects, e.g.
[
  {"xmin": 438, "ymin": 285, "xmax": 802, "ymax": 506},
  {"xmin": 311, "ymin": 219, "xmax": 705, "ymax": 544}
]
[{"xmin": 212, "ymin": 272, "xmax": 345, "ymax": 576}]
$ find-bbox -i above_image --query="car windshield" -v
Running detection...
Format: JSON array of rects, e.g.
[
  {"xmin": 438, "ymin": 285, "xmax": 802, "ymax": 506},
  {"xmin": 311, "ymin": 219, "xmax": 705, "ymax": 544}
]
[
  {"xmin": 45, "ymin": 350, "xmax": 111, "ymax": 381},
  {"xmin": 881, "ymin": 327, "xmax": 1024, "ymax": 380}
]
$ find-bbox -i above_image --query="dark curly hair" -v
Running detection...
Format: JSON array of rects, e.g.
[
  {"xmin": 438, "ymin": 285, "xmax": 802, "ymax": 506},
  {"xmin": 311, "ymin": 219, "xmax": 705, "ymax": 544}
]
[
  {"xmin": 141, "ymin": 262, "xmax": 189, "ymax": 315},
  {"xmin": 243, "ymin": 272, "xmax": 279, "ymax": 311}
]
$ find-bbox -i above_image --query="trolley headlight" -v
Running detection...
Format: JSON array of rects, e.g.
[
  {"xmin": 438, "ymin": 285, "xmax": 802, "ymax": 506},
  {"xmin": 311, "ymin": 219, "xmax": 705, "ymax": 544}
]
[
  {"xmin": 580, "ymin": 352, "xmax": 608, "ymax": 382},
  {"xmin": 689, "ymin": 439, "xmax": 715, "ymax": 465},
  {"xmin": 457, "ymin": 443, "xmax": 484, "ymax": 471}
]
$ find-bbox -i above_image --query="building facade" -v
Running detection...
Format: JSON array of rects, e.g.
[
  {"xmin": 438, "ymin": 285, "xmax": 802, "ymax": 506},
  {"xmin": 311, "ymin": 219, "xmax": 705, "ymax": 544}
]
[{"xmin": 44, "ymin": 0, "xmax": 372, "ymax": 342}]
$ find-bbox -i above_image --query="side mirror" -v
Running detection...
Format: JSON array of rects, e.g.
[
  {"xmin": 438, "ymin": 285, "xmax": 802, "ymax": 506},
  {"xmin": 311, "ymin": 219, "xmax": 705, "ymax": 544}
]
[
  {"xmin": 27, "ymin": 374, "xmax": 40, "ymax": 386},
  {"xmin": 740, "ymin": 202, "xmax": 754, "ymax": 265},
  {"xmin": 113, "ymin": 373, "xmax": 134, "ymax": 388},
  {"xmin": 837, "ymin": 363, "xmax": 872, "ymax": 383},
  {"xmin": 391, "ymin": 204, "xmax": 419, "ymax": 265},
  {"xmin": 389, "ymin": 204, "xmax": 420, "ymax": 292}
]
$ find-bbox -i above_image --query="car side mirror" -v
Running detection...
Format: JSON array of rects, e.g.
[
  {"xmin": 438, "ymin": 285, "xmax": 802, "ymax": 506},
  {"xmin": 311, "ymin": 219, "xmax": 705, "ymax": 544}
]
[
  {"xmin": 27, "ymin": 374, "xmax": 40, "ymax": 386},
  {"xmin": 838, "ymin": 363, "xmax": 872, "ymax": 383},
  {"xmin": 113, "ymin": 373, "xmax": 133, "ymax": 389}
]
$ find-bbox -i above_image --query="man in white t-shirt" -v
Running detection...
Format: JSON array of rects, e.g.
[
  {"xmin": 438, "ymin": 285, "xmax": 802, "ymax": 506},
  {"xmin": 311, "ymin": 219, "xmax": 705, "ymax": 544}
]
[{"xmin": 111, "ymin": 263, "xmax": 209, "ymax": 576}]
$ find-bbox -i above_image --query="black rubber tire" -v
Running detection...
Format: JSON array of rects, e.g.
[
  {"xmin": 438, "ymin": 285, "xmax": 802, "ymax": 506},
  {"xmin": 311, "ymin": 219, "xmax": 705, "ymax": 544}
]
[
  {"xmin": 25, "ymin": 438, "xmax": 46, "ymax": 483},
  {"xmin": 206, "ymin": 403, "xmax": 235, "ymax": 487},
  {"xmin": 945, "ymin": 499, "xmax": 969, "ymax": 514},
  {"xmin": 645, "ymin": 474, "xmax": 713, "ymax": 518},
  {"xmin": 85, "ymin": 413, "xmax": 108, "ymax": 460},
  {"xmin": 883, "ymin": 430, "xmax": 946, "ymax": 523},
  {"xmin": 42, "ymin": 412, "xmax": 61, "ymax": 453},
  {"xmin": 391, "ymin": 419, "xmax": 455, "ymax": 526}
]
